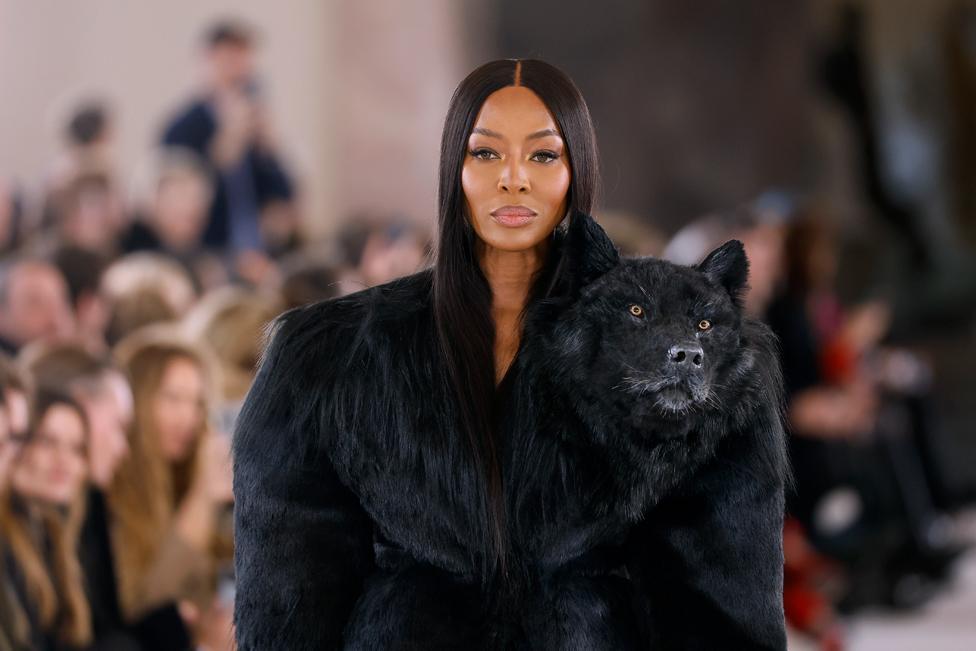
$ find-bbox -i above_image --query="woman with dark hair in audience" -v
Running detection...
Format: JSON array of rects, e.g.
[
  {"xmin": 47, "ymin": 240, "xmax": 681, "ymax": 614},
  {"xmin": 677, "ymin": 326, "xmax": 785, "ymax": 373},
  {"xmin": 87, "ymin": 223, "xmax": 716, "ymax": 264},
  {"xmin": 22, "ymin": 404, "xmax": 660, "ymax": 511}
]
[
  {"xmin": 23, "ymin": 342, "xmax": 194, "ymax": 651},
  {"xmin": 0, "ymin": 388, "xmax": 91, "ymax": 650}
]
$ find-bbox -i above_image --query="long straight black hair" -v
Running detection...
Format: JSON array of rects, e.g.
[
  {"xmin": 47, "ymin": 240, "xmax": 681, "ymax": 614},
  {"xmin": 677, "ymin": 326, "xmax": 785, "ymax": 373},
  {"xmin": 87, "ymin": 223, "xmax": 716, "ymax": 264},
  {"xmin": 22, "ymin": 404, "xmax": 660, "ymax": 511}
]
[{"xmin": 432, "ymin": 59, "xmax": 600, "ymax": 580}]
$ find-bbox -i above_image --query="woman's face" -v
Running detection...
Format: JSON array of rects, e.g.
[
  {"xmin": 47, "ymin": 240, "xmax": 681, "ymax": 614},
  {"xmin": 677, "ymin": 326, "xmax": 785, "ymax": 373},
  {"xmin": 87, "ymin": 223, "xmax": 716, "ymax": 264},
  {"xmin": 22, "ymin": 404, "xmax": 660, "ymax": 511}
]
[
  {"xmin": 153, "ymin": 356, "xmax": 206, "ymax": 463},
  {"xmin": 82, "ymin": 371, "xmax": 133, "ymax": 489},
  {"xmin": 154, "ymin": 173, "xmax": 209, "ymax": 252},
  {"xmin": 462, "ymin": 86, "xmax": 571, "ymax": 253},
  {"xmin": 12, "ymin": 404, "xmax": 87, "ymax": 506}
]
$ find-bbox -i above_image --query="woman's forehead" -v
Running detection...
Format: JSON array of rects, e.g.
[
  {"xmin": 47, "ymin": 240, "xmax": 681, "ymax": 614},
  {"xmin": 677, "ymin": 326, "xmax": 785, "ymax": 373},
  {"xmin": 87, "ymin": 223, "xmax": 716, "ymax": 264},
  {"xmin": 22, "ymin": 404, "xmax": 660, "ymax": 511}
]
[{"xmin": 471, "ymin": 86, "xmax": 561, "ymax": 140}]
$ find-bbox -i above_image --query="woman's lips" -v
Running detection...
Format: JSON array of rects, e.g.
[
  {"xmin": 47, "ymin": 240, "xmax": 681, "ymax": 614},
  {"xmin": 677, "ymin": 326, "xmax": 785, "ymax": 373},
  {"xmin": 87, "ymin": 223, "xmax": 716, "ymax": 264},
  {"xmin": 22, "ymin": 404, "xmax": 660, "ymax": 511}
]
[{"xmin": 490, "ymin": 205, "xmax": 537, "ymax": 227}]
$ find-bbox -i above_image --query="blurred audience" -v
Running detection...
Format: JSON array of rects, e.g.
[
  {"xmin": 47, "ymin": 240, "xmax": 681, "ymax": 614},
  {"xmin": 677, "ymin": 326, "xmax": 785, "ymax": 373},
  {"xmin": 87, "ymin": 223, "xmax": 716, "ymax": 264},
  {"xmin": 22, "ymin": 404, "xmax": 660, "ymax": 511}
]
[
  {"xmin": 765, "ymin": 204, "xmax": 966, "ymax": 615},
  {"xmin": 1, "ymin": 389, "xmax": 91, "ymax": 650},
  {"xmin": 48, "ymin": 173, "xmax": 124, "ymax": 257},
  {"xmin": 275, "ymin": 250, "xmax": 343, "ymax": 309},
  {"xmin": 123, "ymin": 148, "xmax": 227, "ymax": 292},
  {"xmin": 52, "ymin": 246, "xmax": 112, "ymax": 355},
  {"xmin": 160, "ymin": 18, "xmax": 295, "ymax": 278},
  {"xmin": 100, "ymin": 254, "xmax": 198, "ymax": 347},
  {"xmin": 661, "ymin": 199, "xmax": 786, "ymax": 318},
  {"xmin": 109, "ymin": 330, "xmax": 233, "ymax": 645},
  {"xmin": 0, "ymin": 257, "xmax": 76, "ymax": 356},
  {"xmin": 183, "ymin": 288, "xmax": 282, "ymax": 435}
]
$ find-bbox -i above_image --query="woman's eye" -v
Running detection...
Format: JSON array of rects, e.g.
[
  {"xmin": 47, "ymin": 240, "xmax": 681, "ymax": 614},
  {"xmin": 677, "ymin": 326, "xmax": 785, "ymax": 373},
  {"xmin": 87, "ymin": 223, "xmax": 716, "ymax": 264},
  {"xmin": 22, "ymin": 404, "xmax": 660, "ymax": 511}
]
[
  {"xmin": 469, "ymin": 148, "xmax": 498, "ymax": 161},
  {"xmin": 629, "ymin": 304, "xmax": 644, "ymax": 318},
  {"xmin": 531, "ymin": 150, "xmax": 559, "ymax": 163},
  {"xmin": 698, "ymin": 319, "xmax": 712, "ymax": 331}
]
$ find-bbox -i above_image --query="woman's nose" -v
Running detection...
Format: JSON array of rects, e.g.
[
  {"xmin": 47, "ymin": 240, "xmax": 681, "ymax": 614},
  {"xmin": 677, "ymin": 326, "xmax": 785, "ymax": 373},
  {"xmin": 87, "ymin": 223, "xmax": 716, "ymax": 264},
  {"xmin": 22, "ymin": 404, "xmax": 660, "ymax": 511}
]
[{"xmin": 498, "ymin": 158, "xmax": 530, "ymax": 194}]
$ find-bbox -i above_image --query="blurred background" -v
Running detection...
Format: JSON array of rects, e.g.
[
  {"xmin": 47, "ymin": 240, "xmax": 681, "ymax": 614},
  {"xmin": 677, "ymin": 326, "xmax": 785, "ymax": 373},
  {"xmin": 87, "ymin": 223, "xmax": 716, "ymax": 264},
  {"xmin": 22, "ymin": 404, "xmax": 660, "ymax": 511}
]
[{"xmin": 1, "ymin": 0, "xmax": 975, "ymax": 649}]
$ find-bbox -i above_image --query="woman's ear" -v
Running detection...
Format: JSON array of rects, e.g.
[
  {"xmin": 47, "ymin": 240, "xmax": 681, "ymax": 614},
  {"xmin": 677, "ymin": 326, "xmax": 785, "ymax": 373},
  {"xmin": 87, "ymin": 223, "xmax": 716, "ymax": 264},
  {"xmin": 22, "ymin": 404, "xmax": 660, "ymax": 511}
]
[
  {"xmin": 568, "ymin": 209, "xmax": 620, "ymax": 287},
  {"xmin": 697, "ymin": 239, "xmax": 750, "ymax": 306}
]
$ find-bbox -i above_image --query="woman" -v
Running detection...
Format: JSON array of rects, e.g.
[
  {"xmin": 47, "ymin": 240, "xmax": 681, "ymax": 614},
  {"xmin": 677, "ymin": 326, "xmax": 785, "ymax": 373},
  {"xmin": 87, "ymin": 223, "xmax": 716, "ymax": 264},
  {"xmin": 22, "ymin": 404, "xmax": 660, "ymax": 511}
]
[
  {"xmin": 234, "ymin": 59, "xmax": 786, "ymax": 649},
  {"xmin": 1, "ymin": 389, "xmax": 91, "ymax": 650},
  {"xmin": 108, "ymin": 330, "xmax": 233, "ymax": 636}
]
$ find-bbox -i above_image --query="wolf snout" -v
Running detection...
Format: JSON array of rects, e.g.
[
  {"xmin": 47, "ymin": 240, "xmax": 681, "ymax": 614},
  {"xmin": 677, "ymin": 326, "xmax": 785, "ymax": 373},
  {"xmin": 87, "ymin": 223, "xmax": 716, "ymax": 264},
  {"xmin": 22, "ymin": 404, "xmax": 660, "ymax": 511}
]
[{"xmin": 667, "ymin": 343, "xmax": 704, "ymax": 368}]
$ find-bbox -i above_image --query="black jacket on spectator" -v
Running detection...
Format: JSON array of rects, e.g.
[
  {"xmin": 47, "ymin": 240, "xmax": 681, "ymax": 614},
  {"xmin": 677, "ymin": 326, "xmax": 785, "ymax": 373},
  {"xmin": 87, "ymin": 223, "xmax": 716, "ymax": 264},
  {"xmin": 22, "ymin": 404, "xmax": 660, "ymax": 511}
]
[
  {"xmin": 160, "ymin": 99, "xmax": 293, "ymax": 249},
  {"xmin": 79, "ymin": 487, "xmax": 191, "ymax": 651},
  {"xmin": 79, "ymin": 487, "xmax": 137, "ymax": 651}
]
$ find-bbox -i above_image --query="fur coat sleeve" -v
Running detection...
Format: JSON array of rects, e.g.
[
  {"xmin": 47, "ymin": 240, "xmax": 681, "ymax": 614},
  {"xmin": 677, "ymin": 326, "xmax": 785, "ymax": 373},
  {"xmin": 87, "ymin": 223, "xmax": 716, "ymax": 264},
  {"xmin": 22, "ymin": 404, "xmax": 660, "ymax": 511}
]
[{"xmin": 232, "ymin": 300, "xmax": 377, "ymax": 651}]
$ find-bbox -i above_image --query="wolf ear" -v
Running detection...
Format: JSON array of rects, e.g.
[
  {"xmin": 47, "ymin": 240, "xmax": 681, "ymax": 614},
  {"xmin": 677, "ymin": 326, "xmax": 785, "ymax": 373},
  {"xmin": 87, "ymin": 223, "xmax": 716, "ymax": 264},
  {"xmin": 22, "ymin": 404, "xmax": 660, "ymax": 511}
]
[
  {"xmin": 697, "ymin": 239, "xmax": 749, "ymax": 306},
  {"xmin": 567, "ymin": 209, "xmax": 620, "ymax": 287}
]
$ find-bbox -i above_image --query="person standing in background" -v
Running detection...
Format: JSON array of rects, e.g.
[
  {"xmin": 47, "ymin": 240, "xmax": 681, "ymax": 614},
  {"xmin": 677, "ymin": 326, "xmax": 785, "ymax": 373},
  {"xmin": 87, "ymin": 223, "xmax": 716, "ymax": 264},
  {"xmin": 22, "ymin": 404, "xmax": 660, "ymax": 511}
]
[{"xmin": 160, "ymin": 18, "xmax": 295, "ymax": 282}]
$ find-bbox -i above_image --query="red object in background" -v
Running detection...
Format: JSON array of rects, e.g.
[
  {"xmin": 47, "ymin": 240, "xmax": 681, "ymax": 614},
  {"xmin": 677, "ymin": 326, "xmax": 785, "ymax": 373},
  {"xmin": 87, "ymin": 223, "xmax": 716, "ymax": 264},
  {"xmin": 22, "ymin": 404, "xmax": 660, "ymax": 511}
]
[
  {"xmin": 820, "ymin": 335, "xmax": 859, "ymax": 385},
  {"xmin": 783, "ymin": 517, "xmax": 847, "ymax": 650}
]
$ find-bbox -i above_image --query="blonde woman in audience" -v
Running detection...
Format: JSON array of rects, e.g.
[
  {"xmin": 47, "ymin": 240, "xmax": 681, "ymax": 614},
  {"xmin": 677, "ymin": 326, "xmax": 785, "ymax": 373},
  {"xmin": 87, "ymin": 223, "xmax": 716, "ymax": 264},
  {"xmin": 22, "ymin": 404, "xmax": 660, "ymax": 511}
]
[
  {"xmin": 99, "ymin": 252, "xmax": 198, "ymax": 346},
  {"xmin": 108, "ymin": 327, "xmax": 233, "ymax": 636},
  {"xmin": 183, "ymin": 287, "xmax": 283, "ymax": 433},
  {"xmin": 1, "ymin": 388, "xmax": 92, "ymax": 650}
]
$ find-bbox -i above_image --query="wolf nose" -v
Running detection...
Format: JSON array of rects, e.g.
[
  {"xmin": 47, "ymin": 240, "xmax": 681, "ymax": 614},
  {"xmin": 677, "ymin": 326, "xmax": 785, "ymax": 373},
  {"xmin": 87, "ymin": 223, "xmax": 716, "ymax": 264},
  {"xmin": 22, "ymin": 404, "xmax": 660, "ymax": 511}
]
[{"xmin": 668, "ymin": 344, "xmax": 704, "ymax": 367}]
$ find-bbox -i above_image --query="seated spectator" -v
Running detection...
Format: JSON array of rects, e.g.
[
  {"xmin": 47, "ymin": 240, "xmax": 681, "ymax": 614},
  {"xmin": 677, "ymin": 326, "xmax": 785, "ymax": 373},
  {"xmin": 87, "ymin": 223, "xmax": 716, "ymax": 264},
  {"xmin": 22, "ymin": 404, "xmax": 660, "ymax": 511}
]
[
  {"xmin": 766, "ymin": 206, "xmax": 961, "ymax": 611},
  {"xmin": 38, "ymin": 100, "xmax": 123, "ymax": 247},
  {"xmin": 123, "ymin": 148, "xmax": 228, "ymax": 291},
  {"xmin": 358, "ymin": 218, "xmax": 430, "ymax": 288},
  {"xmin": 1, "ymin": 389, "xmax": 91, "ymax": 650},
  {"xmin": 48, "ymin": 172, "xmax": 124, "ymax": 257},
  {"xmin": 22, "ymin": 343, "xmax": 193, "ymax": 650},
  {"xmin": 52, "ymin": 246, "xmax": 112, "ymax": 355},
  {"xmin": 259, "ymin": 199, "xmax": 302, "ymax": 260},
  {"xmin": 100, "ymin": 253, "xmax": 198, "ymax": 346},
  {"xmin": 0, "ymin": 257, "xmax": 76, "ymax": 356},
  {"xmin": 183, "ymin": 287, "xmax": 282, "ymax": 434},
  {"xmin": 594, "ymin": 209, "xmax": 665, "ymax": 257},
  {"xmin": 108, "ymin": 328, "xmax": 232, "ymax": 642},
  {"xmin": 276, "ymin": 249, "xmax": 343, "ymax": 308},
  {"xmin": 662, "ymin": 200, "xmax": 788, "ymax": 319}
]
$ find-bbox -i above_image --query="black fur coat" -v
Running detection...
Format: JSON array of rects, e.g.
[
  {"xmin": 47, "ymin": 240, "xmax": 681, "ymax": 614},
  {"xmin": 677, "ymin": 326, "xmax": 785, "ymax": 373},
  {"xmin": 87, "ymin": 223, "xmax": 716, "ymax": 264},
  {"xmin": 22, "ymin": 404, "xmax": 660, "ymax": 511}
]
[{"xmin": 233, "ymin": 211, "xmax": 788, "ymax": 650}]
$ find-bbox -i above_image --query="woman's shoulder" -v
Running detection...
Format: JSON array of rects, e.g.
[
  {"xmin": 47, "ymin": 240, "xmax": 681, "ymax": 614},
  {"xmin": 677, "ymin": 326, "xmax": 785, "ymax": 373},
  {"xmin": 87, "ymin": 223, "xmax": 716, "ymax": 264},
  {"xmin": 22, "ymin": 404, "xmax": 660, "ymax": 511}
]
[{"xmin": 263, "ymin": 267, "xmax": 434, "ymax": 370}]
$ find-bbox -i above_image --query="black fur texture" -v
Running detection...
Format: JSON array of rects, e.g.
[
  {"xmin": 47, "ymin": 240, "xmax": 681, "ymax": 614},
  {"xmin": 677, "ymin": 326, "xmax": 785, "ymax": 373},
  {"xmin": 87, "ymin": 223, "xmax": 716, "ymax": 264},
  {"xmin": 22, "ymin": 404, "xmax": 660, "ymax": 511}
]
[{"xmin": 233, "ymin": 211, "xmax": 788, "ymax": 650}]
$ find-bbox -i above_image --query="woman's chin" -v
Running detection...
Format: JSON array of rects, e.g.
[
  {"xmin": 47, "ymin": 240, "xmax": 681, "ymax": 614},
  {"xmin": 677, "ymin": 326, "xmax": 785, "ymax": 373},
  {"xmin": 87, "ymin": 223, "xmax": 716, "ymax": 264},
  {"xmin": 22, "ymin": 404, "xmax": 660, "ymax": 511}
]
[{"xmin": 477, "ymin": 224, "xmax": 551, "ymax": 253}]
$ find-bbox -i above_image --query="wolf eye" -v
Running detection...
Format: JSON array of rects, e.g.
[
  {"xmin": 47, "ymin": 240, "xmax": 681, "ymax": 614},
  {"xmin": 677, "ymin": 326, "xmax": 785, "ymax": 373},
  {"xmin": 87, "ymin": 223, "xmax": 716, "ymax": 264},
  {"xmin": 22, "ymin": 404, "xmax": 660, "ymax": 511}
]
[
  {"xmin": 698, "ymin": 319, "xmax": 712, "ymax": 331},
  {"xmin": 629, "ymin": 304, "xmax": 644, "ymax": 318}
]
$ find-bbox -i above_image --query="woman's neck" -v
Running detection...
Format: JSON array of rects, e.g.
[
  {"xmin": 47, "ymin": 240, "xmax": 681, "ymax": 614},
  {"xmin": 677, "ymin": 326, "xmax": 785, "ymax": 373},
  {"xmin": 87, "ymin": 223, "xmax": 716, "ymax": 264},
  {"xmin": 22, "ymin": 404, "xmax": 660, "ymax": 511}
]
[
  {"xmin": 478, "ymin": 239, "xmax": 549, "ymax": 317},
  {"xmin": 478, "ymin": 239, "xmax": 550, "ymax": 384}
]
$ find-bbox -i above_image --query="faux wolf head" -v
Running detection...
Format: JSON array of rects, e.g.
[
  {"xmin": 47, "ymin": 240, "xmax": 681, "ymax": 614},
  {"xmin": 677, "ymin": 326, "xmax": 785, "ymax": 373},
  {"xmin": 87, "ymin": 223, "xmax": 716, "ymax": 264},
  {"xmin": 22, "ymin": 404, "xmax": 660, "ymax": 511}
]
[{"xmin": 542, "ymin": 240, "xmax": 769, "ymax": 429}]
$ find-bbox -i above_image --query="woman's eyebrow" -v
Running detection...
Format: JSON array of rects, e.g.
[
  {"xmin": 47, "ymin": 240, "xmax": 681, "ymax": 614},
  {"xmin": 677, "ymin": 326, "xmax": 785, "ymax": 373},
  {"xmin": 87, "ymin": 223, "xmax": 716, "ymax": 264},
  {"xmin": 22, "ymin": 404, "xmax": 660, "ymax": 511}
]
[
  {"xmin": 470, "ymin": 127, "xmax": 561, "ymax": 140},
  {"xmin": 472, "ymin": 127, "xmax": 502, "ymax": 139}
]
